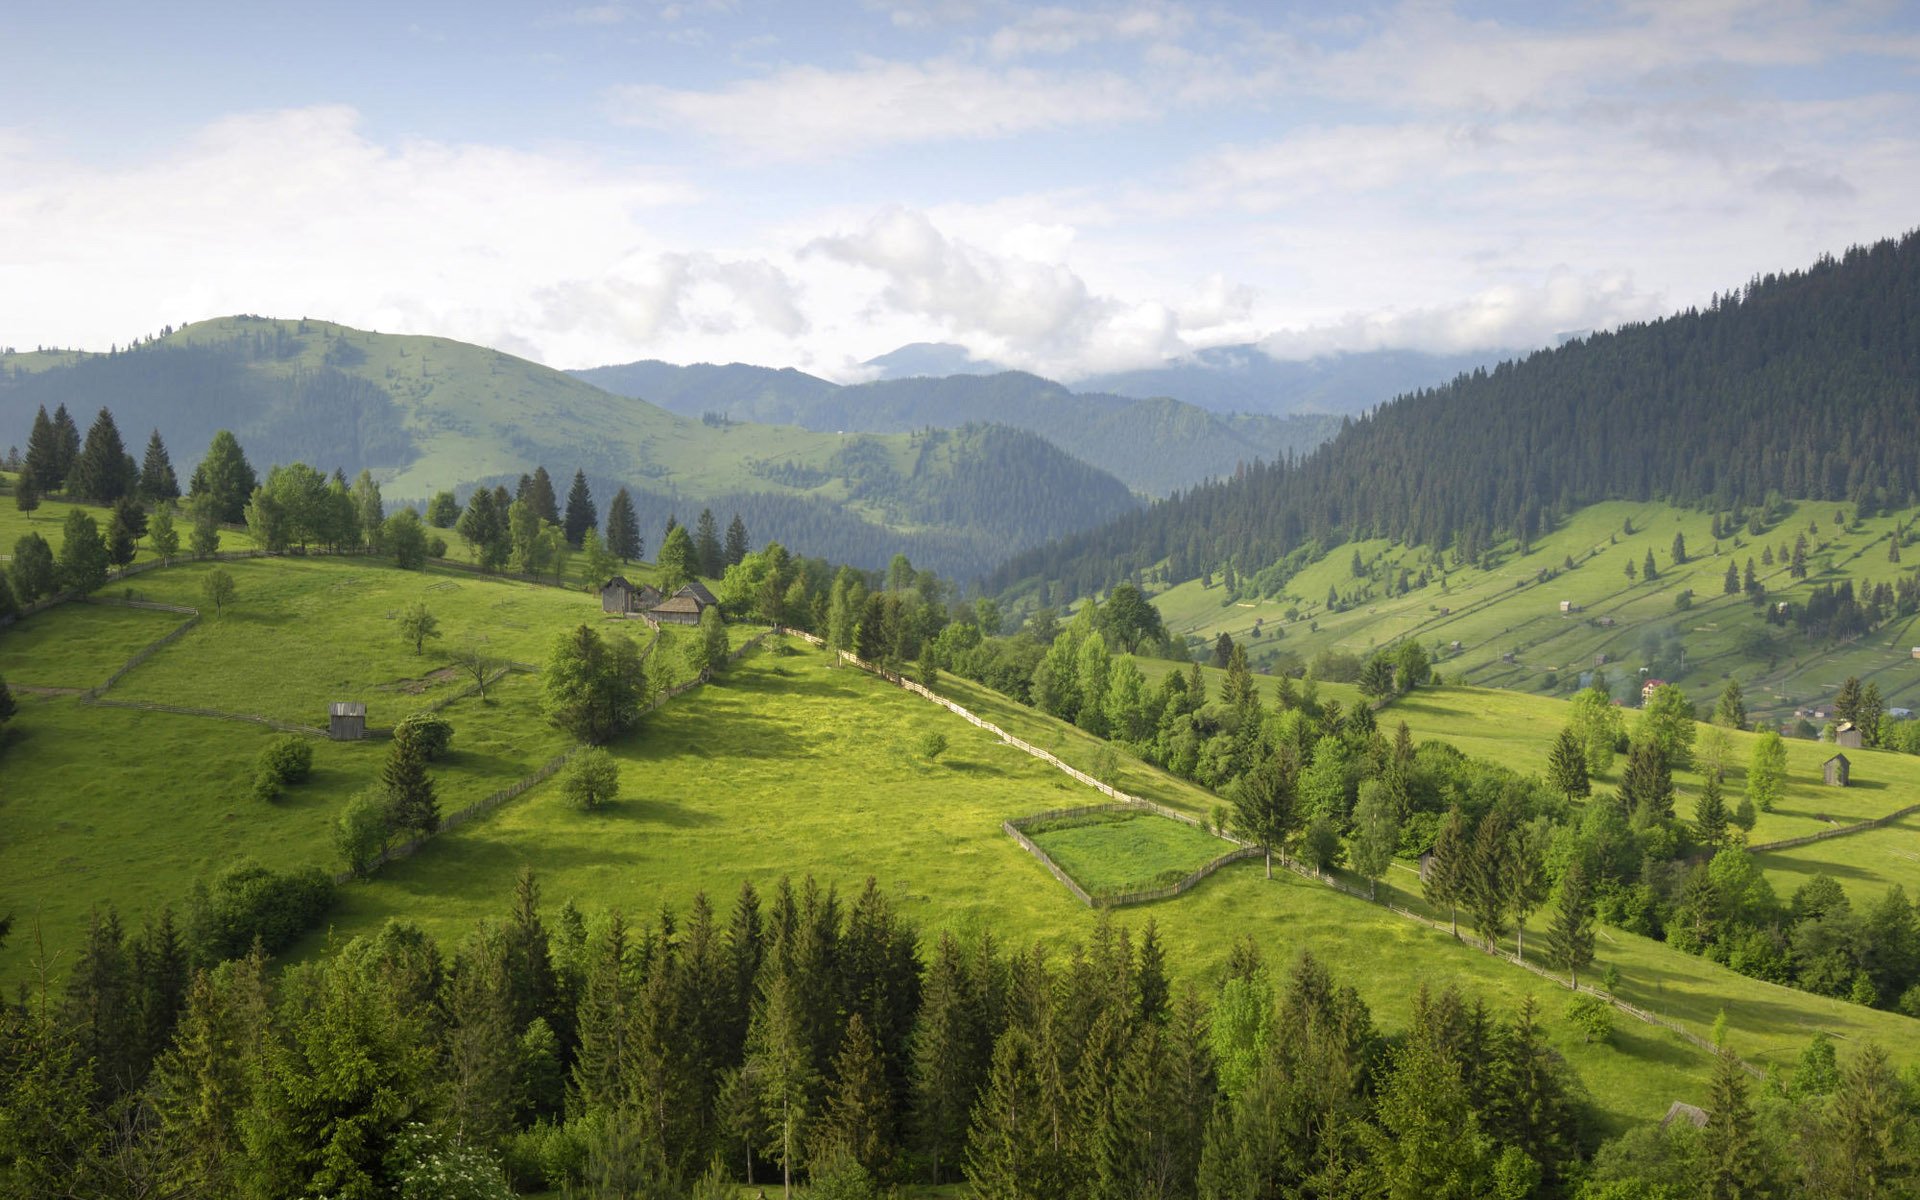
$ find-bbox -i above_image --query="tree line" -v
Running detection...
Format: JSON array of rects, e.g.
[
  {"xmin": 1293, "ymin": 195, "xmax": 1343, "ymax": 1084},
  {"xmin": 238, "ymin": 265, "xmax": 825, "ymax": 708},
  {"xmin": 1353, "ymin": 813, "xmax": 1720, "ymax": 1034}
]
[{"xmin": 8, "ymin": 869, "xmax": 1915, "ymax": 1198}]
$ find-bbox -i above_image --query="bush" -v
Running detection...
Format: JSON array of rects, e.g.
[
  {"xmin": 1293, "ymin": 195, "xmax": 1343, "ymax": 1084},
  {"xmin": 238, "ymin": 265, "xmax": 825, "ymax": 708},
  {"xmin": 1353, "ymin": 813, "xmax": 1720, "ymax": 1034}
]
[
  {"xmin": 189, "ymin": 863, "xmax": 336, "ymax": 962},
  {"xmin": 1301, "ymin": 816, "xmax": 1342, "ymax": 871},
  {"xmin": 334, "ymin": 790, "xmax": 393, "ymax": 879},
  {"xmin": 1565, "ymin": 993, "xmax": 1614, "ymax": 1044},
  {"xmin": 426, "ymin": 536, "xmax": 448, "ymax": 559},
  {"xmin": 919, "ymin": 731, "xmax": 948, "ymax": 761},
  {"xmin": 395, "ymin": 712, "xmax": 455, "ymax": 761},
  {"xmin": 503, "ymin": 1120, "xmax": 589, "ymax": 1192},
  {"xmin": 257, "ymin": 734, "xmax": 314, "ymax": 786},
  {"xmin": 562, "ymin": 747, "xmax": 620, "ymax": 811}
]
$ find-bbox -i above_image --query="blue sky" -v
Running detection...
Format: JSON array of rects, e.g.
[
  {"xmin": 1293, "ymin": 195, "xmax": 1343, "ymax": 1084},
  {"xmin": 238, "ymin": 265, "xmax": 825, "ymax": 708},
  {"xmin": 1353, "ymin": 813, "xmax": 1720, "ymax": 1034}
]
[{"xmin": 3, "ymin": 1, "xmax": 1918, "ymax": 380}]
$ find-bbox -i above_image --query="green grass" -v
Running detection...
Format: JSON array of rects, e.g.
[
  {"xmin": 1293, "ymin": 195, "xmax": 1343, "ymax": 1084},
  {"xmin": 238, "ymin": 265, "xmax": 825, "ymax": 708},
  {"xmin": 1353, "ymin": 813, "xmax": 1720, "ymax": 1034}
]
[
  {"xmin": 1144, "ymin": 498, "xmax": 1920, "ymax": 732},
  {"xmin": 1023, "ymin": 810, "xmax": 1236, "ymax": 896},
  {"xmin": 0, "ymin": 488, "xmax": 261, "ymax": 569},
  {"xmin": 1755, "ymin": 813, "xmax": 1920, "ymax": 906},
  {"xmin": 0, "ymin": 602, "xmax": 185, "ymax": 688}
]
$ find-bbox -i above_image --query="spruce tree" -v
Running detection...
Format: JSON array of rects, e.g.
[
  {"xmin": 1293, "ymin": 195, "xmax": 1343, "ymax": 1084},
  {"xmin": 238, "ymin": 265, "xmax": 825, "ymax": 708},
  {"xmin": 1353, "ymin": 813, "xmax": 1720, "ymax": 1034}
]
[
  {"xmin": 726, "ymin": 513, "xmax": 750, "ymax": 567},
  {"xmin": 69, "ymin": 408, "xmax": 137, "ymax": 503},
  {"xmin": 1714, "ymin": 678, "xmax": 1749, "ymax": 730},
  {"xmin": 382, "ymin": 734, "xmax": 439, "ymax": 835},
  {"xmin": 1464, "ymin": 809, "xmax": 1512, "ymax": 951},
  {"xmin": 604, "ymin": 487, "xmax": 641, "ymax": 562},
  {"xmin": 563, "ymin": 470, "xmax": 596, "ymax": 548},
  {"xmin": 1642, "ymin": 548, "xmax": 1658, "ymax": 579},
  {"xmin": 695, "ymin": 508, "xmax": 723, "ymax": 579},
  {"xmin": 1230, "ymin": 747, "xmax": 1297, "ymax": 879},
  {"xmin": 1621, "ymin": 737, "xmax": 1675, "ymax": 828},
  {"xmin": 189, "ymin": 430, "xmax": 258, "ymax": 523},
  {"xmin": 1703, "ymin": 1042, "xmax": 1768, "ymax": 1199},
  {"xmin": 748, "ymin": 967, "xmax": 820, "ymax": 1198},
  {"xmin": 456, "ymin": 487, "xmax": 509, "ymax": 573},
  {"xmin": 49, "ymin": 403, "xmax": 80, "ymax": 487},
  {"xmin": 10, "ymin": 532, "xmax": 57, "ymax": 601},
  {"xmin": 527, "ymin": 465, "xmax": 560, "ymax": 524},
  {"xmin": 23, "ymin": 406, "xmax": 60, "ymax": 494},
  {"xmin": 139, "ymin": 430, "xmax": 179, "ymax": 502},
  {"xmin": 812, "ymin": 1012, "xmax": 892, "ymax": 1177},
  {"xmin": 1546, "ymin": 862, "xmax": 1596, "ymax": 988},
  {"xmin": 658, "ymin": 523, "xmax": 697, "ymax": 593},
  {"xmin": 13, "ymin": 471, "xmax": 37, "ymax": 512},
  {"xmin": 105, "ymin": 504, "xmax": 139, "ymax": 568},
  {"xmin": 1425, "ymin": 807, "xmax": 1469, "ymax": 936},
  {"xmin": 1724, "ymin": 560, "xmax": 1740, "ymax": 594},
  {"xmin": 57, "ymin": 509, "xmax": 110, "ymax": 593},
  {"xmin": 1695, "ymin": 774, "xmax": 1730, "ymax": 853},
  {"xmin": 1548, "ymin": 726, "xmax": 1590, "ymax": 799}
]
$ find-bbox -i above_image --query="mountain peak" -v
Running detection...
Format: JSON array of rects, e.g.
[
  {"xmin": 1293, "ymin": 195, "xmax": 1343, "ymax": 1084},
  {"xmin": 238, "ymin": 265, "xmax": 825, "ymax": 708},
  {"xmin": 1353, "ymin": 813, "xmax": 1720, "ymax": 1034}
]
[{"xmin": 860, "ymin": 342, "xmax": 1007, "ymax": 381}]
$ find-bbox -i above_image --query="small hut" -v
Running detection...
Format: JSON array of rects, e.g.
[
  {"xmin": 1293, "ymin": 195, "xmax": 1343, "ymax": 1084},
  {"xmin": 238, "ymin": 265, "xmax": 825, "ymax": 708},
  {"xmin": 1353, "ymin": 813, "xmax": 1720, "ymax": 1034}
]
[
  {"xmin": 600, "ymin": 576, "xmax": 637, "ymax": 614},
  {"xmin": 329, "ymin": 701, "xmax": 367, "ymax": 741},
  {"xmin": 1824, "ymin": 753, "xmax": 1851, "ymax": 787},
  {"xmin": 1661, "ymin": 1102, "xmax": 1709, "ymax": 1131},
  {"xmin": 1834, "ymin": 721, "xmax": 1863, "ymax": 749},
  {"xmin": 651, "ymin": 584, "xmax": 718, "ymax": 627}
]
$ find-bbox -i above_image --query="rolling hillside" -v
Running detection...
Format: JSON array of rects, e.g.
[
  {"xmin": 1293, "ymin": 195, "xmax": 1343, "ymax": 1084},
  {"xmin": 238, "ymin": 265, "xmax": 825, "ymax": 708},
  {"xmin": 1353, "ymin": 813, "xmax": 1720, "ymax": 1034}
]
[
  {"xmin": 570, "ymin": 359, "xmax": 1343, "ymax": 497},
  {"xmin": 0, "ymin": 317, "xmax": 1139, "ymax": 577}
]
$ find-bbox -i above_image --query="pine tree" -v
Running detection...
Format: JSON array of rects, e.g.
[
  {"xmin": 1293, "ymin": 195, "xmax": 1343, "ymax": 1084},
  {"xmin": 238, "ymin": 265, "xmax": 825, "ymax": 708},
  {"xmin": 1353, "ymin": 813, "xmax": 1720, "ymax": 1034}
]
[
  {"xmin": 1642, "ymin": 548, "xmax": 1658, "ymax": 579},
  {"xmin": 22, "ymin": 405, "xmax": 60, "ymax": 493},
  {"xmin": 58, "ymin": 508, "xmax": 110, "ymax": 593},
  {"xmin": 1425, "ymin": 807, "xmax": 1469, "ymax": 936},
  {"xmin": 49, "ymin": 403, "xmax": 80, "ymax": 487},
  {"xmin": 1749, "ymin": 731, "xmax": 1788, "ymax": 812},
  {"xmin": 658, "ymin": 523, "xmax": 698, "ymax": 593},
  {"xmin": 1836, "ymin": 676, "xmax": 1865, "ymax": 728},
  {"xmin": 382, "ymin": 734, "xmax": 438, "ymax": 834},
  {"xmin": 1464, "ymin": 809, "xmax": 1512, "ymax": 951},
  {"xmin": 1548, "ymin": 727, "xmax": 1590, "ymax": 799},
  {"xmin": 1725, "ymin": 560, "xmax": 1740, "ymax": 594},
  {"xmin": 105, "ymin": 503, "xmax": 138, "ymax": 567},
  {"xmin": 1695, "ymin": 774, "xmax": 1730, "ymax": 853},
  {"xmin": 11, "ymin": 531, "xmax": 57, "ymax": 601},
  {"xmin": 571, "ymin": 910, "xmax": 631, "ymax": 1113},
  {"xmin": 69, "ymin": 408, "xmax": 136, "ymax": 503},
  {"xmin": 811, "ymin": 1012, "xmax": 893, "ymax": 1177},
  {"xmin": 13, "ymin": 470, "xmax": 38, "ymax": 513},
  {"xmin": 726, "ymin": 513, "xmax": 750, "ymax": 567},
  {"xmin": 443, "ymin": 927, "xmax": 519, "ymax": 1147},
  {"xmin": 1816, "ymin": 1043, "xmax": 1916, "ymax": 1197},
  {"xmin": 1672, "ymin": 532, "xmax": 1688, "ymax": 564},
  {"xmin": 139, "ymin": 430, "xmax": 179, "ymax": 502},
  {"xmin": 188, "ymin": 430, "xmax": 258, "ymax": 523},
  {"xmin": 604, "ymin": 487, "xmax": 641, "ymax": 562},
  {"xmin": 1546, "ymin": 862, "xmax": 1596, "ymax": 988},
  {"xmin": 1715, "ymin": 678, "xmax": 1749, "ymax": 730},
  {"xmin": 563, "ymin": 470, "xmax": 596, "ymax": 548},
  {"xmin": 1621, "ymin": 737, "xmax": 1675, "ymax": 828},
  {"xmin": 695, "ymin": 508, "xmax": 724, "ymax": 579},
  {"xmin": 1703, "ymin": 1042, "xmax": 1768, "ymax": 1199},
  {"xmin": 747, "ymin": 967, "xmax": 820, "ymax": 1198},
  {"xmin": 526, "ymin": 465, "xmax": 560, "ymax": 524},
  {"xmin": 456, "ymin": 487, "xmax": 509, "ymax": 573},
  {"xmin": 1230, "ymin": 747, "xmax": 1298, "ymax": 879},
  {"xmin": 964, "ymin": 1027, "xmax": 1066, "ymax": 1200}
]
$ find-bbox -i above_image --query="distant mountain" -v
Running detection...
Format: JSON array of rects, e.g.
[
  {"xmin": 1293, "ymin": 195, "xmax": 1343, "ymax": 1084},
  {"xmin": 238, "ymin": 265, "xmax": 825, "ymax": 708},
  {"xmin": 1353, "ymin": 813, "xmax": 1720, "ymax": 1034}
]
[
  {"xmin": 861, "ymin": 342, "xmax": 1007, "ymax": 380},
  {"xmin": 0, "ymin": 317, "xmax": 1138, "ymax": 579},
  {"xmin": 990, "ymin": 230, "xmax": 1920, "ymax": 600},
  {"xmin": 1076, "ymin": 344, "xmax": 1512, "ymax": 416},
  {"xmin": 570, "ymin": 361, "xmax": 1342, "ymax": 497}
]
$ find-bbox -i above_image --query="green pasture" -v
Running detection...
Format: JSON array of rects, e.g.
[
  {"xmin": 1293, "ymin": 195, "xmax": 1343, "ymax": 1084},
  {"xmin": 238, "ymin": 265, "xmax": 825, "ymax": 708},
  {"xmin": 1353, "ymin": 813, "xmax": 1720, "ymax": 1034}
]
[
  {"xmin": 1146, "ymin": 498, "xmax": 1920, "ymax": 729},
  {"xmin": 1755, "ymin": 814, "xmax": 1920, "ymax": 906},
  {"xmin": 0, "ymin": 601, "xmax": 184, "ymax": 688},
  {"xmin": 294, "ymin": 635, "xmax": 1920, "ymax": 1131},
  {"xmin": 0, "ymin": 672, "xmax": 573, "ymax": 983},
  {"xmin": 1023, "ymin": 810, "xmax": 1235, "ymax": 895}
]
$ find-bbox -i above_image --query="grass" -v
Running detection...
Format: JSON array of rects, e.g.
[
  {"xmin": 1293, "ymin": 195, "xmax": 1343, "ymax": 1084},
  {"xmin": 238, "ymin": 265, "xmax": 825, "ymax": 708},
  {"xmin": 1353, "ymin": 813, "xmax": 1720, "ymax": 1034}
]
[
  {"xmin": 1023, "ymin": 810, "xmax": 1236, "ymax": 896},
  {"xmin": 1754, "ymin": 814, "xmax": 1920, "ymax": 907},
  {"xmin": 0, "ymin": 601, "xmax": 184, "ymax": 688},
  {"xmin": 1143, "ymin": 498, "xmax": 1920, "ymax": 732},
  {"xmin": 288, "ymin": 635, "xmax": 1919, "ymax": 1132}
]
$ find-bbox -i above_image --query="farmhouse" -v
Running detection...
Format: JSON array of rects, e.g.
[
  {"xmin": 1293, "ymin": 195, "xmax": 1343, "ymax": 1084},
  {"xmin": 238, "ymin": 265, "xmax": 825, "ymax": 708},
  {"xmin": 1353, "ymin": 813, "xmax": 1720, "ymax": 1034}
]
[
  {"xmin": 1824, "ymin": 753, "xmax": 1851, "ymax": 787},
  {"xmin": 651, "ymin": 583, "xmax": 719, "ymax": 626},
  {"xmin": 328, "ymin": 701, "xmax": 367, "ymax": 741},
  {"xmin": 600, "ymin": 576, "xmax": 663, "ymax": 616},
  {"xmin": 1641, "ymin": 678, "xmax": 1666, "ymax": 705}
]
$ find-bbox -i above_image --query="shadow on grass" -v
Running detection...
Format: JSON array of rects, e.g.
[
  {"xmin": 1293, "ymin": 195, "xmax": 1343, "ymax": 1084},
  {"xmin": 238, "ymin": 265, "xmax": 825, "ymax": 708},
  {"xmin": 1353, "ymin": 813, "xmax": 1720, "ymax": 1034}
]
[{"xmin": 602, "ymin": 796, "xmax": 723, "ymax": 828}]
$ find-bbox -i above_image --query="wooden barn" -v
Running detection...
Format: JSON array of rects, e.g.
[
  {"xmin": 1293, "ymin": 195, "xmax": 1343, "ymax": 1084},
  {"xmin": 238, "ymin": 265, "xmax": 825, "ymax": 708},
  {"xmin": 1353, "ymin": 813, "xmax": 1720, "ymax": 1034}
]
[
  {"xmin": 329, "ymin": 701, "xmax": 367, "ymax": 741},
  {"xmin": 1824, "ymin": 753, "xmax": 1851, "ymax": 787},
  {"xmin": 600, "ymin": 576, "xmax": 663, "ymax": 615},
  {"xmin": 651, "ymin": 584, "xmax": 719, "ymax": 626},
  {"xmin": 1834, "ymin": 721, "xmax": 1864, "ymax": 750}
]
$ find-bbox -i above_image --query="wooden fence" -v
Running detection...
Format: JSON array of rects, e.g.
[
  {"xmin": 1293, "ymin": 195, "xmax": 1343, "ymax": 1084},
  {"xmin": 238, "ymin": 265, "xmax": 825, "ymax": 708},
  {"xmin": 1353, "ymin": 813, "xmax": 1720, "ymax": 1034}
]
[
  {"xmin": 1748, "ymin": 802, "xmax": 1920, "ymax": 852},
  {"xmin": 778, "ymin": 626, "xmax": 1766, "ymax": 1073}
]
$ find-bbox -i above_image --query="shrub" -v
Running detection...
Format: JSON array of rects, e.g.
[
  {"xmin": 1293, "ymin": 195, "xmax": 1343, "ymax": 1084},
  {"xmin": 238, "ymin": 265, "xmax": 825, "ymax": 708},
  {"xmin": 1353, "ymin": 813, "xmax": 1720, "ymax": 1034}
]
[
  {"xmin": 334, "ymin": 790, "xmax": 393, "ymax": 879},
  {"xmin": 189, "ymin": 863, "xmax": 336, "ymax": 961},
  {"xmin": 563, "ymin": 747, "xmax": 620, "ymax": 811},
  {"xmin": 426, "ymin": 536, "xmax": 448, "ymax": 559},
  {"xmin": 1565, "ymin": 993, "xmax": 1614, "ymax": 1044},
  {"xmin": 395, "ymin": 712, "xmax": 454, "ymax": 761},
  {"xmin": 257, "ymin": 734, "xmax": 314, "ymax": 786},
  {"xmin": 919, "ymin": 731, "xmax": 948, "ymax": 761}
]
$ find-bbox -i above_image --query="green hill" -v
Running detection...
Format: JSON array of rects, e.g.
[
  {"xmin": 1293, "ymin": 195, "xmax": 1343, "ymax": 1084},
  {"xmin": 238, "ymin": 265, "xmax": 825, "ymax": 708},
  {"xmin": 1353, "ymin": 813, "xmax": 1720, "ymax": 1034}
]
[
  {"xmin": 571, "ymin": 359, "xmax": 1343, "ymax": 496},
  {"xmin": 0, "ymin": 317, "xmax": 1139, "ymax": 577}
]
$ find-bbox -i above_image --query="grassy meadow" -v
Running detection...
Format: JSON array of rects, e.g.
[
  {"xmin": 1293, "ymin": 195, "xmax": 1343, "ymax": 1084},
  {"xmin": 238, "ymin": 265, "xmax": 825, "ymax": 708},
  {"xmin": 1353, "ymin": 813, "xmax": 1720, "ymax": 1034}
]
[
  {"xmin": 1023, "ymin": 810, "xmax": 1236, "ymax": 895},
  {"xmin": 1146, "ymin": 498, "xmax": 1920, "ymax": 730}
]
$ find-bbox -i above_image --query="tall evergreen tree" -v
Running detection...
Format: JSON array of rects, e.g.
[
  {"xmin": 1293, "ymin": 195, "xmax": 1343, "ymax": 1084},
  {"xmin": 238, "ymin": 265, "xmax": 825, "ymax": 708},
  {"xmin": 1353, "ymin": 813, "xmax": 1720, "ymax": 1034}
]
[
  {"xmin": 604, "ymin": 487, "xmax": 641, "ymax": 563},
  {"xmin": 1715, "ymin": 678, "xmax": 1749, "ymax": 730},
  {"xmin": 1230, "ymin": 747, "xmax": 1298, "ymax": 880},
  {"xmin": 726, "ymin": 513, "xmax": 750, "ymax": 568},
  {"xmin": 563, "ymin": 470, "xmax": 597, "ymax": 548},
  {"xmin": 139, "ymin": 429, "xmax": 180, "ymax": 502},
  {"xmin": 1548, "ymin": 726, "xmax": 1591, "ymax": 800},
  {"xmin": 1696, "ymin": 774, "xmax": 1730, "ymax": 853},
  {"xmin": 382, "ymin": 734, "xmax": 439, "ymax": 835},
  {"xmin": 1425, "ymin": 807, "xmax": 1469, "ymax": 936},
  {"xmin": 1702, "ymin": 1042, "xmax": 1768, "ymax": 1199},
  {"xmin": 57, "ymin": 508, "xmax": 110, "ymax": 593},
  {"xmin": 49, "ymin": 402, "xmax": 80, "ymax": 487},
  {"xmin": 527, "ymin": 465, "xmax": 561, "ymax": 525},
  {"xmin": 659, "ymin": 523, "xmax": 698, "ymax": 593},
  {"xmin": 456, "ymin": 487, "xmax": 510, "ymax": 573},
  {"xmin": 1463, "ymin": 809, "xmax": 1512, "ymax": 951},
  {"xmin": 1546, "ymin": 863, "xmax": 1596, "ymax": 988},
  {"xmin": 188, "ymin": 430, "xmax": 258, "ymax": 523},
  {"xmin": 1621, "ymin": 737, "xmax": 1675, "ymax": 828},
  {"xmin": 748, "ymin": 967, "xmax": 821, "ymax": 1199},
  {"xmin": 10, "ymin": 531, "xmax": 57, "ymax": 602},
  {"xmin": 22, "ymin": 405, "xmax": 60, "ymax": 494},
  {"xmin": 695, "ymin": 508, "xmax": 724, "ymax": 579},
  {"xmin": 69, "ymin": 408, "xmax": 137, "ymax": 503}
]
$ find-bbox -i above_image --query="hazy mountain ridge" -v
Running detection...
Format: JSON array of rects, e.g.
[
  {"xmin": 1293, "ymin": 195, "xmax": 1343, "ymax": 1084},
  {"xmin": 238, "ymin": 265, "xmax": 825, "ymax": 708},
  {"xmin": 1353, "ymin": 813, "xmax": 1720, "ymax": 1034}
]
[{"xmin": 571, "ymin": 359, "xmax": 1344, "ymax": 497}]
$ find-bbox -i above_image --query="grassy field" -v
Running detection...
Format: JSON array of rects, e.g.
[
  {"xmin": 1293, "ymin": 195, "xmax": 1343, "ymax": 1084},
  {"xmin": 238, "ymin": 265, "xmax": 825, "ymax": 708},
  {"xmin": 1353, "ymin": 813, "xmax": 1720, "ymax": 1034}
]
[
  {"xmin": 285, "ymin": 635, "xmax": 1920, "ymax": 1131},
  {"xmin": 1023, "ymin": 810, "xmax": 1235, "ymax": 895},
  {"xmin": 1754, "ymin": 814, "xmax": 1920, "ymax": 906},
  {"xmin": 1145, "ymin": 498, "xmax": 1920, "ymax": 730},
  {"xmin": 0, "ymin": 601, "xmax": 184, "ymax": 688}
]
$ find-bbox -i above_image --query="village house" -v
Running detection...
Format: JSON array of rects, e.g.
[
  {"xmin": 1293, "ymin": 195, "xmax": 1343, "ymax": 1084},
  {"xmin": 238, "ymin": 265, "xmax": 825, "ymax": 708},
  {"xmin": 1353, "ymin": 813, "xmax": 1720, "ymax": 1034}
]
[{"xmin": 650, "ymin": 582, "xmax": 720, "ymax": 626}]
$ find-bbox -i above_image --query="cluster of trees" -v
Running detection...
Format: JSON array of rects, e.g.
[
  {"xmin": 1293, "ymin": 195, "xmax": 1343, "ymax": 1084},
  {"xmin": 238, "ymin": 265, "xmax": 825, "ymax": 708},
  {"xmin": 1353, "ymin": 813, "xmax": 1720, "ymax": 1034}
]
[
  {"xmin": 334, "ymin": 713, "xmax": 452, "ymax": 877},
  {"xmin": 991, "ymin": 230, "xmax": 1920, "ymax": 603},
  {"xmin": 8, "ymin": 871, "xmax": 1916, "ymax": 1198}
]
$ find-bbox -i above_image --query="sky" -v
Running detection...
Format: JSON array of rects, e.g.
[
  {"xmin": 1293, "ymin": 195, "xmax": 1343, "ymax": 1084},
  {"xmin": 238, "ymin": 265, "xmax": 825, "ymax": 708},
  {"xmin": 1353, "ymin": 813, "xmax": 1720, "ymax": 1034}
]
[{"xmin": 2, "ymin": 0, "xmax": 1918, "ymax": 382}]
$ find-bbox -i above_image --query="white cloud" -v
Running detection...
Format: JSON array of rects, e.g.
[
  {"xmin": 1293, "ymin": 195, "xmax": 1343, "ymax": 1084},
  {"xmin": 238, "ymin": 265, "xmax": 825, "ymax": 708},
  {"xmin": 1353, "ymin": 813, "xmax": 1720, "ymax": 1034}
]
[
  {"xmin": 985, "ymin": 3, "xmax": 1191, "ymax": 59},
  {"xmin": 606, "ymin": 57, "xmax": 1150, "ymax": 159}
]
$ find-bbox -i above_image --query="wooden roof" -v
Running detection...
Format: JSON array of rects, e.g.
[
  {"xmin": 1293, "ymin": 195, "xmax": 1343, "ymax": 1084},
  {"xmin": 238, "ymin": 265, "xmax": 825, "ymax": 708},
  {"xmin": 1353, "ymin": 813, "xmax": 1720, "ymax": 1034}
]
[
  {"xmin": 601, "ymin": 575, "xmax": 633, "ymax": 590},
  {"xmin": 330, "ymin": 702, "xmax": 366, "ymax": 718},
  {"xmin": 651, "ymin": 595, "xmax": 705, "ymax": 615},
  {"xmin": 676, "ymin": 580, "xmax": 718, "ymax": 605}
]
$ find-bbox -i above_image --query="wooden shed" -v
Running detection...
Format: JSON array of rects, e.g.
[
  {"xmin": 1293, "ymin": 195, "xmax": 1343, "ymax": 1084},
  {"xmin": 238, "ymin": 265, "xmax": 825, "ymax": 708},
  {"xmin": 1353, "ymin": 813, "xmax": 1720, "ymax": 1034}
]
[
  {"xmin": 329, "ymin": 701, "xmax": 367, "ymax": 741},
  {"xmin": 1824, "ymin": 753, "xmax": 1850, "ymax": 787},
  {"xmin": 601, "ymin": 576, "xmax": 662, "ymax": 615},
  {"xmin": 651, "ymin": 584, "xmax": 719, "ymax": 626},
  {"xmin": 1834, "ymin": 721, "xmax": 1863, "ymax": 750}
]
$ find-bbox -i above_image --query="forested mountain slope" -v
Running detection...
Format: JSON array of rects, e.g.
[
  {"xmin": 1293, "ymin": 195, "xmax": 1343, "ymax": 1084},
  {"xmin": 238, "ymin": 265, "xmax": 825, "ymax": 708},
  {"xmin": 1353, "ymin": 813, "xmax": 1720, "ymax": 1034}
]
[
  {"xmin": 0, "ymin": 317, "xmax": 1138, "ymax": 577},
  {"xmin": 991, "ymin": 230, "xmax": 1920, "ymax": 600},
  {"xmin": 571, "ymin": 359, "xmax": 1342, "ymax": 496}
]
